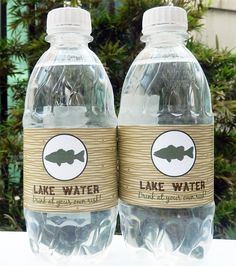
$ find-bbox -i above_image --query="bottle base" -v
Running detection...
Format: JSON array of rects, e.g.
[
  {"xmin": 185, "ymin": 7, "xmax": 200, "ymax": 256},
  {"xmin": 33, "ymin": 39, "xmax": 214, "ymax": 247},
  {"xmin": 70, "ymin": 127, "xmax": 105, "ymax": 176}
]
[
  {"xmin": 119, "ymin": 200, "xmax": 215, "ymax": 263},
  {"xmin": 29, "ymin": 242, "xmax": 112, "ymax": 266},
  {"xmin": 25, "ymin": 207, "xmax": 117, "ymax": 264},
  {"xmin": 123, "ymin": 245, "xmax": 209, "ymax": 266}
]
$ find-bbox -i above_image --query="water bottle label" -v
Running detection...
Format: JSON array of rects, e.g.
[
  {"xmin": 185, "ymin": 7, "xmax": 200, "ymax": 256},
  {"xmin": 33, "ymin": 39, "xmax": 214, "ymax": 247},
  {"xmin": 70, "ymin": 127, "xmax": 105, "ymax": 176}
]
[
  {"xmin": 119, "ymin": 125, "xmax": 214, "ymax": 208},
  {"xmin": 24, "ymin": 128, "xmax": 117, "ymax": 212}
]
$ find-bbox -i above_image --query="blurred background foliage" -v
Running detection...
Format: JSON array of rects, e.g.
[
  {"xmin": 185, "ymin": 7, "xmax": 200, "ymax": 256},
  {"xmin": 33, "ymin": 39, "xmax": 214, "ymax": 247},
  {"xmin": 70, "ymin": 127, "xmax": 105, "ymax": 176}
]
[{"xmin": 0, "ymin": 0, "xmax": 235, "ymax": 238}]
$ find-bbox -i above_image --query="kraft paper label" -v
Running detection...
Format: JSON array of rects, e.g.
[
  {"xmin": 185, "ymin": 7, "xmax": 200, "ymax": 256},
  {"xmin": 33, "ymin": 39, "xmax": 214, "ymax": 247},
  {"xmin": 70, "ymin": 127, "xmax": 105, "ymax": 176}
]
[
  {"xmin": 24, "ymin": 128, "xmax": 118, "ymax": 212},
  {"xmin": 119, "ymin": 125, "xmax": 214, "ymax": 208}
]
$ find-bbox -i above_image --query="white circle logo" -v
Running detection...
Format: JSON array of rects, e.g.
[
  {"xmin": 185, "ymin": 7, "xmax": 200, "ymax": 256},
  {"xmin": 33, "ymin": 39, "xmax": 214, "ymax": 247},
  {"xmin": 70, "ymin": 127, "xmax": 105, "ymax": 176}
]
[
  {"xmin": 42, "ymin": 134, "xmax": 87, "ymax": 181},
  {"xmin": 151, "ymin": 131, "xmax": 196, "ymax": 177}
]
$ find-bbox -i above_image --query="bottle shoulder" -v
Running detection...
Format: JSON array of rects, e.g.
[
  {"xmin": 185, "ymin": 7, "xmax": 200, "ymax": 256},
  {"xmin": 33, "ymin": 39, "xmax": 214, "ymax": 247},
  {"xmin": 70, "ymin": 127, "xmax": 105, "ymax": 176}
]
[
  {"xmin": 133, "ymin": 45, "xmax": 198, "ymax": 65},
  {"xmin": 34, "ymin": 45, "xmax": 103, "ymax": 68}
]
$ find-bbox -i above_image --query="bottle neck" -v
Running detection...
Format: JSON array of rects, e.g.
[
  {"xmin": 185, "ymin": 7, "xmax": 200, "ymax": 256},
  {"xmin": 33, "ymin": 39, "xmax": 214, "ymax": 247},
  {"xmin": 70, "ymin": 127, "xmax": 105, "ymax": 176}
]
[
  {"xmin": 45, "ymin": 32, "xmax": 93, "ymax": 47},
  {"xmin": 141, "ymin": 31, "xmax": 188, "ymax": 47}
]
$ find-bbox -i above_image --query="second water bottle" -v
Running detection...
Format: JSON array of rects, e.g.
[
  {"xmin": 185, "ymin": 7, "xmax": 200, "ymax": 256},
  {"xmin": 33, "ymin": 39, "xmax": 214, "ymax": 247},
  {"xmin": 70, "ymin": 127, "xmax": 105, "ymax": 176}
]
[{"xmin": 118, "ymin": 6, "xmax": 215, "ymax": 265}]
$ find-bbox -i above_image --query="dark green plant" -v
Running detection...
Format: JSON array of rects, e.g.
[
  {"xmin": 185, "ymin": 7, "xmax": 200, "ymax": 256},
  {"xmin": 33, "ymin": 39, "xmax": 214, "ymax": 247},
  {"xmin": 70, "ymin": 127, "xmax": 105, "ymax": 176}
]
[
  {"xmin": 0, "ymin": 32, "xmax": 26, "ymax": 230},
  {"xmin": 0, "ymin": 0, "xmax": 235, "ymax": 239}
]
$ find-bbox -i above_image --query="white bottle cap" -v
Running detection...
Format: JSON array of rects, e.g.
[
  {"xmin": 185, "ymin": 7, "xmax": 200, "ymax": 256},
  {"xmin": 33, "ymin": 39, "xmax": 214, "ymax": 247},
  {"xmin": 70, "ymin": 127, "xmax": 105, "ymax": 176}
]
[
  {"xmin": 142, "ymin": 6, "xmax": 187, "ymax": 35},
  {"xmin": 46, "ymin": 7, "xmax": 92, "ymax": 35}
]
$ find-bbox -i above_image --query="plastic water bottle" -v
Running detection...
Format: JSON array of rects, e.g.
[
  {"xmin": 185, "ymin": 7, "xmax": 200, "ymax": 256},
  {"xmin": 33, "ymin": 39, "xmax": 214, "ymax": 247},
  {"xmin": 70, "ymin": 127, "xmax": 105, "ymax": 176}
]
[
  {"xmin": 118, "ymin": 6, "xmax": 215, "ymax": 265},
  {"xmin": 23, "ymin": 7, "xmax": 118, "ymax": 264}
]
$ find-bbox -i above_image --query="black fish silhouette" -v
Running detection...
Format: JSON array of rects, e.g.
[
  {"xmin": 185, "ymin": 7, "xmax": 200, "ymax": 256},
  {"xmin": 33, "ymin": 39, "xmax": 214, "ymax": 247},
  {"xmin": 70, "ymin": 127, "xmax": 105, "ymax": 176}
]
[
  {"xmin": 45, "ymin": 149, "xmax": 85, "ymax": 166},
  {"xmin": 153, "ymin": 145, "xmax": 194, "ymax": 162}
]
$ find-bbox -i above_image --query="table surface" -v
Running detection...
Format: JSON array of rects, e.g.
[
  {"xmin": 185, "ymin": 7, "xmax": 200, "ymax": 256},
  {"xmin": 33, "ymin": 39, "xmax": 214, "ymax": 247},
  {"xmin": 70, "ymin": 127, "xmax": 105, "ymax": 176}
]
[{"xmin": 0, "ymin": 232, "xmax": 235, "ymax": 266}]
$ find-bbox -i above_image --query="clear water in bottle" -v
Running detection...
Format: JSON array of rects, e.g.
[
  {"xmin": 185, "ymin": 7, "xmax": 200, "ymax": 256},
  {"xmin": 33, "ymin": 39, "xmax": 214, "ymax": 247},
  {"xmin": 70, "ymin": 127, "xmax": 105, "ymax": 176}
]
[
  {"xmin": 23, "ymin": 7, "xmax": 117, "ymax": 265},
  {"xmin": 118, "ymin": 6, "xmax": 215, "ymax": 265}
]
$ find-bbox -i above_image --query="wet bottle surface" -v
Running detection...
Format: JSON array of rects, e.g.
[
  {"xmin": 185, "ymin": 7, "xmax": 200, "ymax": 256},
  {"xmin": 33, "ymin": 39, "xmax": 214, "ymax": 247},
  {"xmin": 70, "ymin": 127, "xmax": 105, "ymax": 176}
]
[
  {"xmin": 118, "ymin": 6, "xmax": 215, "ymax": 265},
  {"xmin": 23, "ymin": 7, "xmax": 117, "ymax": 264}
]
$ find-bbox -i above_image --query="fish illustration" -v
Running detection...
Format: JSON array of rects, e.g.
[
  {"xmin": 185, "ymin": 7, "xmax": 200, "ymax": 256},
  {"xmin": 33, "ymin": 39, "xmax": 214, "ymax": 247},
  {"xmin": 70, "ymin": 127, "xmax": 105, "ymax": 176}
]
[
  {"xmin": 45, "ymin": 149, "xmax": 85, "ymax": 166},
  {"xmin": 153, "ymin": 145, "xmax": 194, "ymax": 162}
]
